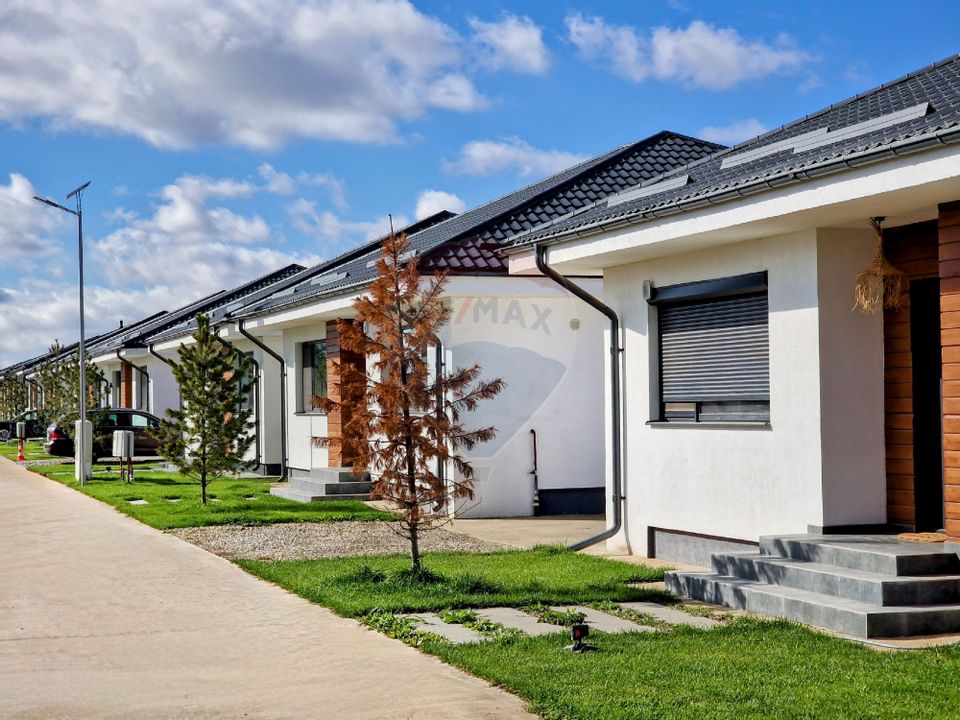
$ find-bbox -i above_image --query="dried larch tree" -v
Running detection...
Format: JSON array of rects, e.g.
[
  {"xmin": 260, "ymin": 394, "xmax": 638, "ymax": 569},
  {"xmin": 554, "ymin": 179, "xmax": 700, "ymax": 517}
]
[{"xmin": 315, "ymin": 232, "xmax": 504, "ymax": 573}]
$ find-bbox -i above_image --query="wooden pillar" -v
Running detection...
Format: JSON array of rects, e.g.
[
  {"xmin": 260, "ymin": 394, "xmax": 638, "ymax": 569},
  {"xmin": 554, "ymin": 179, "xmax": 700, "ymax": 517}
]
[
  {"xmin": 939, "ymin": 201, "xmax": 960, "ymax": 540},
  {"xmin": 325, "ymin": 320, "xmax": 365, "ymax": 469},
  {"xmin": 120, "ymin": 363, "xmax": 133, "ymax": 409}
]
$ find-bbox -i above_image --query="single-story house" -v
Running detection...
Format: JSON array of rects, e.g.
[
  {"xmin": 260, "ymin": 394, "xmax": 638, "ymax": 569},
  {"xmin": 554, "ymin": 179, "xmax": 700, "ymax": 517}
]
[
  {"xmin": 86, "ymin": 265, "xmax": 303, "ymax": 472},
  {"xmin": 208, "ymin": 131, "xmax": 722, "ymax": 517},
  {"xmin": 508, "ymin": 53, "xmax": 960, "ymax": 558}
]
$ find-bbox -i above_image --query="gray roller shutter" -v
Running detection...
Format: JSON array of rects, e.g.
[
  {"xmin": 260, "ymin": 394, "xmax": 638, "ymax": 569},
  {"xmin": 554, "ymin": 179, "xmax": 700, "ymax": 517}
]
[{"xmin": 659, "ymin": 293, "xmax": 769, "ymax": 402}]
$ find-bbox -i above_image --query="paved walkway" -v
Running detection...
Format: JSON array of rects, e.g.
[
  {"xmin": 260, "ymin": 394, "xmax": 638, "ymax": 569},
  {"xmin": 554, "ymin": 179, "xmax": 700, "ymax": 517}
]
[{"xmin": 0, "ymin": 459, "xmax": 533, "ymax": 719}]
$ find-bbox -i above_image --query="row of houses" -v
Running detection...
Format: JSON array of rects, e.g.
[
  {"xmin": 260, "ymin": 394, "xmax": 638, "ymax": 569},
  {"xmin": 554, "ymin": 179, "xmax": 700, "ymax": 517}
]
[{"xmin": 7, "ymin": 53, "xmax": 960, "ymax": 565}]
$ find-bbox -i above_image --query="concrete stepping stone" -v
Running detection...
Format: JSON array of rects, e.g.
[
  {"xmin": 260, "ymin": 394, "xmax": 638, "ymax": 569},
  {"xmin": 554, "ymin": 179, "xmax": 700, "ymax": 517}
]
[
  {"xmin": 407, "ymin": 613, "xmax": 483, "ymax": 644},
  {"xmin": 551, "ymin": 606, "xmax": 655, "ymax": 633},
  {"xmin": 165, "ymin": 498, "xmax": 181, "ymax": 503},
  {"xmin": 127, "ymin": 499, "xmax": 148, "ymax": 505},
  {"xmin": 475, "ymin": 607, "xmax": 565, "ymax": 637},
  {"xmin": 619, "ymin": 601, "xmax": 719, "ymax": 629}
]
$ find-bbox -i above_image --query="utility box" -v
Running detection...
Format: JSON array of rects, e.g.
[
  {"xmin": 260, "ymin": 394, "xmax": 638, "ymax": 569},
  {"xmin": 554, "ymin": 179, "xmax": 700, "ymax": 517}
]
[
  {"xmin": 15, "ymin": 422, "xmax": 26, "ymax": 440},
  {"xmin": 112, "ymin": 430, "xmax": 135, "ymax": 460}
]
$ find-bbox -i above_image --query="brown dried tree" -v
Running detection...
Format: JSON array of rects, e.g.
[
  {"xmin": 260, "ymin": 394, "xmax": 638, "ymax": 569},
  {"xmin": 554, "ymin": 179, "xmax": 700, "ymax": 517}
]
[{"xmin": 315, "ymin": 232, "xmax": 503, "ymax": 573}]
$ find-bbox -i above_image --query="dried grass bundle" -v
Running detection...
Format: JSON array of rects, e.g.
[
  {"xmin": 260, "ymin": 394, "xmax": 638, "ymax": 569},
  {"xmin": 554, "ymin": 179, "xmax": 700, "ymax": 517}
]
[{"xmin": 854, "ymin": 218, "xmax": 905, "ymax": 314}]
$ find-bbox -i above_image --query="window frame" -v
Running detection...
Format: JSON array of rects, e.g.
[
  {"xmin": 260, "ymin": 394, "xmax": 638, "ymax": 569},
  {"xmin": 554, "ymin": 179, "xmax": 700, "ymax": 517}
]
[
  {"xmin": 650, "ymin": 271, "xmax": 771, "ymax": 426},
  {"xmin": 299, "ymin": 339, "xmax": 328, "ymax": 414}
]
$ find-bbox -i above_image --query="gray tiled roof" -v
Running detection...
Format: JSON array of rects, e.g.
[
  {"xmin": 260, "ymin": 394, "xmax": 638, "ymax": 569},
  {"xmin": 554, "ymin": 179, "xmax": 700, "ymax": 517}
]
[
  {"xmin": 512, "ymin": 53, "xmax": 960, "ymax": 247},
  {"xmin": 236, "ymin": 131, "xmax": 721, "ymax": 318},
  {"xmin": 87, "ymin": 263, "xmax": 304, "ymax": 353}
]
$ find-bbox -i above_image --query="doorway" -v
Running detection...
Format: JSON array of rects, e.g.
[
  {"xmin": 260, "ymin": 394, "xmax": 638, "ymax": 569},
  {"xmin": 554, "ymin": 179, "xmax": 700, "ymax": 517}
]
[{"xmin": 909, "ymin": 277, "xmax": 944, "ymax": 531}]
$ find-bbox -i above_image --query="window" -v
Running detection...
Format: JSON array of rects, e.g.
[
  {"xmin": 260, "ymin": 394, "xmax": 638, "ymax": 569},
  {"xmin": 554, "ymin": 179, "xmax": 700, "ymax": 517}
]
[
  {"xmin": 236, "ymin": 353, "xmax": 256, "ymax": 415},
  {"xmin": 111, "ymin": 370, "xmax": 121, "ymax": 407},
  {"xmin": 136, "ymin": 367, "xmax": 149, "ymax": 411},
  {"xmin": 130, "ymin": 413, "xmax": 149, "ymax": 428},
  {"xmin": 652, "ymin": 272, "xmax": 770, "ymax": 423},
  {"xmin": 300, "ymin": 340, "xmax": 327, "ymax": 412}
]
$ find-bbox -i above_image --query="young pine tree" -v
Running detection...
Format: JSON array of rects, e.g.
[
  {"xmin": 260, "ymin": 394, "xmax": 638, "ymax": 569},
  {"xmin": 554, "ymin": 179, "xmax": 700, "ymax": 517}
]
[
  {"xmin": 0, "ymin": 370, "xmax": 29, "ymax": 419},
  {"xmin": 316, "ymin": 232, "xmax": 504, "ymax": 573},
  {"xmin": 154, "ymin": 314, "xmax": 255, "ymax": 505},
  {"xmin": 35, "ymin": 341, "xmax": 110, "ymax": 429}
]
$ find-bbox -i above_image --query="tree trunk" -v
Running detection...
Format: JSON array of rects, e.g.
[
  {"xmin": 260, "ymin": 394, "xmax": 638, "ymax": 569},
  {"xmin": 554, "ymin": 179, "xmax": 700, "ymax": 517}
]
[
  {"xmin": 410, "ymin": 521, "xmax": 421, "ymax": 572},
  {"xmin": 201, "ymin": 473, "xmax": 207, "ymax": 505}
]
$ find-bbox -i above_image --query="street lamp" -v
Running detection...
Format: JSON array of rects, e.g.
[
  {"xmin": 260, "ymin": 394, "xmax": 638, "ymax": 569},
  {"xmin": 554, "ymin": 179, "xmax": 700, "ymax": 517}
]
[{"xmin": 34, "ymin": 181, "xmax": 92, "ymax": 485}]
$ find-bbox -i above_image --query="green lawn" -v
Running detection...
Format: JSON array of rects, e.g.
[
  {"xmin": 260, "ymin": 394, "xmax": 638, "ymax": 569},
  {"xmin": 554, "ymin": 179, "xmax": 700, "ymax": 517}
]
[
  {"xmin": 430, "ymin": 619, "xmax": 960, "ymax": 720},
  {"xmin": 238, "ymin": 547, "xmax": 669, "ymax": 617},
  {"xmin": 32, "ymin": 465, "xmax": 395, "ymax": 529},
  {"xmin": 0, "ymin": 439, "xmax": 61, "ymax": 461}
]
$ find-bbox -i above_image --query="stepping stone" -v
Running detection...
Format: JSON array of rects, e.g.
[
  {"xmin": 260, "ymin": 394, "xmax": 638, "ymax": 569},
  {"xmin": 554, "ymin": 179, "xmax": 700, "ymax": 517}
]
[
  {"xmin": 165, "ymin": 498, "xmax": 181, "ymax": 503},
  {"xmin": 127, "ymin": 499, "xmax": 148, "ymax": 505},
  {"xmin": 243, "ymin": 496, "xmax": 258, "ymax": 500},
  {"xmin": 407, "ymin": 613, "xmax": 483, "ymax": 644},
  {"xmin": 619, "ymin": 601, "xmax": 719, "ymax": 630},
  {"xmin": 551, "ymin": 606, "xmax": 655, "ymax": 633},
  {"xmin": 475, "ymin": 607, "xmax": 565, "ymax": 637}
]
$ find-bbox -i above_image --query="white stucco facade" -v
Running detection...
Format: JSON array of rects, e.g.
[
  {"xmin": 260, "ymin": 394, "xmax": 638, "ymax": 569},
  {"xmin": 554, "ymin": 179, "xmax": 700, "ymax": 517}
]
[
  {"xmin": 600, "ymin": 228, "xmax": 885, "ymax": 555},
  {"xmin": 440, "ymin": 276, "xmax": 606, "ymax": 517}
]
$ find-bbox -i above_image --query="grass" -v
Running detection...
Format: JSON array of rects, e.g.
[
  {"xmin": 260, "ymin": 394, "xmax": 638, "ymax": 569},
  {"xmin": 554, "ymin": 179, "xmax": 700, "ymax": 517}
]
[
  {"xmin": 238, "ymin": 546, "xmax": 669, "ymax": 617},
  {"xmin": 30, "ymin": 465, "xmax": 395, "ymax": 529},
  {"xmin": 0, "ymin": 439, "xmax": 61, "ymax": 461},
  {"xmin": 428, "ymin": 618, "xmax": 960, "ymax": 720}
]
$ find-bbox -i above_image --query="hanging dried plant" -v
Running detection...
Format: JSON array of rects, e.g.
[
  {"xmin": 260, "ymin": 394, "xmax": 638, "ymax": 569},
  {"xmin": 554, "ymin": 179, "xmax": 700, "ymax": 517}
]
[{"xmin": 854, "ymin": 217, "xmax": 905, "ymax": 314}]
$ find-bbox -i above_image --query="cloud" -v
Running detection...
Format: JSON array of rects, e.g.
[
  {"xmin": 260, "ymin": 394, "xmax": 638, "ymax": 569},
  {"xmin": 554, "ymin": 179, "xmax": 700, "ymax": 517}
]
[
  {"xmin": 444, "ymin": 137, "xmax": 588, "ymax": 178},
  {"xmin": 94, "ymin": 174, "xmax": 314, "ymax": 295},
  {"xmin": 415, "ymin": 190, "xmax": 465, "ymax": 220},
  {"xmin": 289, "ymin": 198, "xmax": 409, "ymax": 251},
  {"xmin": 469, "ymin": 14, "xmax": 551, "ymax": 74},
  {"xmin": 0, "ymin": 0, "xmax": 488, "ymax": 149},
  {"xmin": 565, "ymin": 14, "xmax": 811, "ymax": 89},
  {"xmin": 0, "ymin": 173, "xmax": 64, "ymax": 260},
  {"xmin": 699, "ymin": 118, "xmax": 768, "ymax": 145},
  {"xmin": 257, "ymin": 164, "xmax": 348, "ymax": 210}
]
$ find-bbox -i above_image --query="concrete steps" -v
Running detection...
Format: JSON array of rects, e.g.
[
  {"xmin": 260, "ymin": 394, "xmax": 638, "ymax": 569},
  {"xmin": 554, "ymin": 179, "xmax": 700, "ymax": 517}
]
[
  {"xmin": 269, "ymin": 468, "xmax": 372, "ymax": 503},
  {"xmin": 666, "ymin": 534, "xmax": 960, "ymax": 638}
]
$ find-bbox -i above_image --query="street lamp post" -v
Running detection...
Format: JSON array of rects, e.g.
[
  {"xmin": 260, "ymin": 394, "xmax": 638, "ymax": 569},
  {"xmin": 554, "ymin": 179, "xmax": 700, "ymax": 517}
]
[{"xmin": 34, "ymin": 181, "xmax": 92, "ymax": 485}]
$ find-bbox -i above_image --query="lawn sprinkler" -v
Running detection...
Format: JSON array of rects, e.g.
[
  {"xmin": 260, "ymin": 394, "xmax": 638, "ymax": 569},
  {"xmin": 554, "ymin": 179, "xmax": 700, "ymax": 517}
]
[{"xmin": 565, "ymin": 623, "xmax": 598, "ymax": 653}]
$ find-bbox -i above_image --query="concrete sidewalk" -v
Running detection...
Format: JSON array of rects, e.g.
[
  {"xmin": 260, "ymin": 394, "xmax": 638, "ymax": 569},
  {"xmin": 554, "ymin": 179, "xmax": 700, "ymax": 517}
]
[{"xmin": 0, "ymin": 459, "xmax": 533, "ymax": 719}]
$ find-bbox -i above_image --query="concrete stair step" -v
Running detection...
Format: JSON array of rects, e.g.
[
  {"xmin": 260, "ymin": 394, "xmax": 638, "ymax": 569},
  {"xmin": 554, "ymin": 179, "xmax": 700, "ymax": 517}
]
[
  {"xmin": 269, "ymin": 486, "xmax": 371, "ymax": 503},
  {"xmin": 760, "ymin": 535, "xmax": 960, "ymax": 576},
  {"xmin": 713, "ymin": 552, "xmax": 960, "ymax": 606},
  {"xmin": 666, "ymin": 570, "xmax": 960, "ymax": 638},
  {"xmin": 308, "ymin": 467, "xmax": 370, "ymax": 483},
  {"xmin": 289, "ymin": 476, "xmax": 372, "ymax": 496}
]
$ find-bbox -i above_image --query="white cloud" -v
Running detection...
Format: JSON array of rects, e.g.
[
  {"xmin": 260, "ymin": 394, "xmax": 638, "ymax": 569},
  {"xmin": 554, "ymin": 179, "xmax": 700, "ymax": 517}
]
[
  {"xmin": 0, "ymin": 0, "xmax": 489, "ymax": 149},
  {"xmin": 469, "ymin": 14, "xmax": 551, "ymax": 74},
  {"xmin": 444, "ymin": 137, "xmax": 587, "ymax": 178},
  {"xmin": 257, "ymin": 163, "xmax": 349, "ymax": 210},
  {"xmin": 415, "ymin": 190, "xmax": 465, "ymax": 220},
  {"xmin": 93, "ymin": 175, "xmax": 312, "ymax": 298},
  {"xmin": 699, "ymin": 118, "xmax": 768, "ymax": 145},
  {"xmin": 0, "ymin": 173, "xmax": 64, "ymax": 259},
  {"xmin": 565, "ymin": 14, "xmax": 811, "ymax": 90},
  {"xmin": 289, "ymin": 198, "xmax": 408, "ymax": 250}
]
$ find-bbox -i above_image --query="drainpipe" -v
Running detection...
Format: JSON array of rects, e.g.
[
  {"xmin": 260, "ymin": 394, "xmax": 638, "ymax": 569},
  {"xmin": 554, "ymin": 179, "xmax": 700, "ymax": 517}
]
[
  {"xmin": 237, "ymin": 319, "xmax": 287, "ymax": 481},
  {"xmin": 214, "ymin": 330, "xmax": 262, "ymax": 472},
  {"xmin": 535, "ymin": 244, "xmax": 624, "ymax": 552},
  {"xmin": 148, "ymin": 343, "xmax": 176, "ymax": 368}
]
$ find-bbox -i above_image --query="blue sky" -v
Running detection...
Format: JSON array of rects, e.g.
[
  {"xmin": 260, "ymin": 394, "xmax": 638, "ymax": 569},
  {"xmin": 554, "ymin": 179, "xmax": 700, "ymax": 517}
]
[{"xmin": 2, "ymin": 0, "xmax": 959, "ymax": 366}]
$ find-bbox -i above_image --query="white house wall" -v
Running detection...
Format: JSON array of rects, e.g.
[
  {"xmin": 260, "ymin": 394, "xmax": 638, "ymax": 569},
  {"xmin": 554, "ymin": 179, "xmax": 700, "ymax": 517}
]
[
  {"xmin": 442, "ymin": 276, "xmax": 606, "ymax": 517},
  {"xmin": 282, "ymin": 322, "xmax": 330, "ymax": 473},
  {"xmin": 602, "ymin": 230, "xmax": 888, "ymax": 555}
]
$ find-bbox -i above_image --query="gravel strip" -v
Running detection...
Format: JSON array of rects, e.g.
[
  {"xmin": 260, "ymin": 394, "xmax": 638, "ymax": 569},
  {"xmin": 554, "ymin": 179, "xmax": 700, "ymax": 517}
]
[{"xmin": 169, "ymin": 521, "xmax": 508, "ymax": 560}]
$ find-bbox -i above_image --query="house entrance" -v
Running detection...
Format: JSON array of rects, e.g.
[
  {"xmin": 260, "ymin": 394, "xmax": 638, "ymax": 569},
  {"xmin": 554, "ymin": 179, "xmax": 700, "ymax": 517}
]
[{"xmin": 909, "ymin": 278, "xmax": 944, "ymax": 531}]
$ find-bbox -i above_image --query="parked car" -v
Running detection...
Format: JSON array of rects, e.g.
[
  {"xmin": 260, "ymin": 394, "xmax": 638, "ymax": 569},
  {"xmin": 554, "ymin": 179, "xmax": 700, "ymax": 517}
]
[
  {"xmin": 0, "ymin": 410, "xmax": 48, "ymax": 442},
  {"xmin": 44, "ymin": 409, "xmax": 162, "ymax": 460}
]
